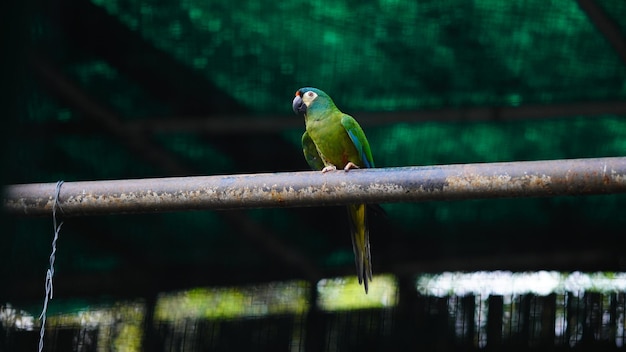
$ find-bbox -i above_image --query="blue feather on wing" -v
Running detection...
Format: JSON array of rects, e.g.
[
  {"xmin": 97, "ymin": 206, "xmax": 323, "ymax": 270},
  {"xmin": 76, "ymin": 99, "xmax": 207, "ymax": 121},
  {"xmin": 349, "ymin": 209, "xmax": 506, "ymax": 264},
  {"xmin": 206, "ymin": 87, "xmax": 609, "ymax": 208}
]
[{"xmin": 346, "ymin": 130, "xmax": 373, "ymax": 168}]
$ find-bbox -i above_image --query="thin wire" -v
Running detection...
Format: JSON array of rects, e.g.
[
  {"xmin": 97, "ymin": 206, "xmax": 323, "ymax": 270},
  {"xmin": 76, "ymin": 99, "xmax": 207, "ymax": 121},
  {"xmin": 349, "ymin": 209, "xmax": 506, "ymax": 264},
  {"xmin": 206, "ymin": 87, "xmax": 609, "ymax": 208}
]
[{"xmin": 39, "ymin": 181, "xmax": 64, "ymax": 352}]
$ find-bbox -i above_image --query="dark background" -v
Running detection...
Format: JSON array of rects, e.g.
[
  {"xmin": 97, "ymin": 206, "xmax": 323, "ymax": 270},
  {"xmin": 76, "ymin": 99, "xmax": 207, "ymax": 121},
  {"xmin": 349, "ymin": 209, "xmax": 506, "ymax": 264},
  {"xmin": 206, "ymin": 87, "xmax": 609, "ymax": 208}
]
[{"xmin": 1, "ymin": 0, "xmax": 626, "ymax": 350}]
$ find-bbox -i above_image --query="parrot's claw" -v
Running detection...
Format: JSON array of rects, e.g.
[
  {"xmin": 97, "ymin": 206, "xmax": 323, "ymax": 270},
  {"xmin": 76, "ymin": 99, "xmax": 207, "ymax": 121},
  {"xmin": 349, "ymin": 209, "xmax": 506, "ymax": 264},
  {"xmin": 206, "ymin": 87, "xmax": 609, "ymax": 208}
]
[
  {"xmin": 344, "ymin": 162, "xmax": 360, "ymax": 172},
  {"xmin": 321, "ymin": 165, "xmax": 337, "ymax": 173}
]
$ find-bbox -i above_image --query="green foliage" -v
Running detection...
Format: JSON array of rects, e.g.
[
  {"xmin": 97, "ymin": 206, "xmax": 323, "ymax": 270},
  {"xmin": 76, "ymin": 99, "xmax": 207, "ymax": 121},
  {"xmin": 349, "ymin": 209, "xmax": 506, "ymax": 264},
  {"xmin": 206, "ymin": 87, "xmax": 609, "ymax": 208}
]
[
  {"xmin": 595, "ymin": 0, "xmax": 626, "ymax": 37},
  {"xmin": 88, "ymin": 0, "xmax": 626, "ymax": 113},
  {"xmin": 369, "ymin": 116, "xmax": 626, "ymax": 167},
  {"xmin": 155, "ymin": 281, "xmax": 309, "ymax": 320},
  {"xmin": 317, "ymin": 275, "xmax": 398, "ymax": 310}
]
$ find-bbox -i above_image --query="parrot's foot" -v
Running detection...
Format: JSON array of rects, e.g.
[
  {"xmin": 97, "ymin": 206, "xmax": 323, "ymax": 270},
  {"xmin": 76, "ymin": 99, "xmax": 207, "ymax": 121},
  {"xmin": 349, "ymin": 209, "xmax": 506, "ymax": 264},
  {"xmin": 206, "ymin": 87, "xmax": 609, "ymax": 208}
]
[
  {"xmin": 344, "ymin": 162, "xmax": 360, "ymax": 172},
  {"xmin": 321, "ymin": 165, "xmax": 337, "ymax": 173}
]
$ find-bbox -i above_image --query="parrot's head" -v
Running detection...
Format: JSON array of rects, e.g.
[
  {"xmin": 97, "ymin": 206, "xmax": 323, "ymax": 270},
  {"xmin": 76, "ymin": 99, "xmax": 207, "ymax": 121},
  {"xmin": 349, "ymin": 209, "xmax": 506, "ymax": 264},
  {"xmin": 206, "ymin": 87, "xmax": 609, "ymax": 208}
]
[{"xmin": 292, "ymin": 87, "xmax": 336, "ymax": 118}]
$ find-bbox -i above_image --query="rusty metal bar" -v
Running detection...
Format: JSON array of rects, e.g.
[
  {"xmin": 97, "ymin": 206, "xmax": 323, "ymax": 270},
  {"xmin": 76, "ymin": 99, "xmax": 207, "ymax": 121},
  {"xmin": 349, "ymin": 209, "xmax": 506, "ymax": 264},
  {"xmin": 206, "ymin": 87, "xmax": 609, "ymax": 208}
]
[{"xmin": 4, "ymin": 157, "xmax": 626, "ymax": 217}]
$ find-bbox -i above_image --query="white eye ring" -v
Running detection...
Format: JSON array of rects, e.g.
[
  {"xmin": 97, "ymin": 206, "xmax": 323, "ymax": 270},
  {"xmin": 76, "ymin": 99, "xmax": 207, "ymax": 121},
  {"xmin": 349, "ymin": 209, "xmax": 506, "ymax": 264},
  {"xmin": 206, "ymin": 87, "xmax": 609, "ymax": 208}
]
[{"xmin": 302, "ymin": 91, "xmax": 318, "ymax": 106}]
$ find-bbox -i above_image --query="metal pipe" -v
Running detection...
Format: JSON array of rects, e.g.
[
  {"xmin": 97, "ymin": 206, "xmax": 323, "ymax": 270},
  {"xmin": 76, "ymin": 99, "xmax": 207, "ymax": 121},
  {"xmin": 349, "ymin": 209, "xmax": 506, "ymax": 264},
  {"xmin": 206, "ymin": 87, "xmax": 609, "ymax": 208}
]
[{"xmin": 4, "ymin": 157, "xmax": 626, "ymax": 217}]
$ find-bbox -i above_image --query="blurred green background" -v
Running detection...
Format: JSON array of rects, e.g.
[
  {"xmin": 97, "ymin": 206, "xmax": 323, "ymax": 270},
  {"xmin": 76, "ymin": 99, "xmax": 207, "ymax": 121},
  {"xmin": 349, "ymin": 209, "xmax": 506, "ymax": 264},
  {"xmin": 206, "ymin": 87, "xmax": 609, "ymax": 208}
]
[{"xmin": 1, "ymin": 0, "xmax": 626, "ymax": 350}]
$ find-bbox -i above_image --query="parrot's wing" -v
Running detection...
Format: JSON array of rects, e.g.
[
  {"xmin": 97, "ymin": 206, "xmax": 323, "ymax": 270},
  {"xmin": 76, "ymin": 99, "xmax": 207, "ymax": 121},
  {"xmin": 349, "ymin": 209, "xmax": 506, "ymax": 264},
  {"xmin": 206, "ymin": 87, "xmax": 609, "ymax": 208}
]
[
  {"xmin": 341, "ymin": 115, "xmax": 375, "ymax": 168},
  {"xmin": 302, "ymin": 131, "xmax": 325, "ymax": 171}
]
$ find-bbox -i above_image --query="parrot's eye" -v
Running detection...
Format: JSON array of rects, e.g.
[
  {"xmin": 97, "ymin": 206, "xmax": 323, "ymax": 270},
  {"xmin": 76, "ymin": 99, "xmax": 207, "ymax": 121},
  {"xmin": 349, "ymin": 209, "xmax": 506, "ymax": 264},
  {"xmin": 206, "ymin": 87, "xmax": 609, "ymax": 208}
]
[{"xmin": 299, "ymin": 90, "xmax": 318, "ymax": 105}]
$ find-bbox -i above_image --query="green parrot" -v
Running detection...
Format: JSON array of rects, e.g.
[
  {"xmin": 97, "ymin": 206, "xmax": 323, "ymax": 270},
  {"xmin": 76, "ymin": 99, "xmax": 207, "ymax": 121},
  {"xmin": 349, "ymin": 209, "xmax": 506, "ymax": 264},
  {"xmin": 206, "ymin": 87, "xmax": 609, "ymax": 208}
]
[{"xmin": 292, "ymin": 87, "xmax": 375, "ymax": 293}]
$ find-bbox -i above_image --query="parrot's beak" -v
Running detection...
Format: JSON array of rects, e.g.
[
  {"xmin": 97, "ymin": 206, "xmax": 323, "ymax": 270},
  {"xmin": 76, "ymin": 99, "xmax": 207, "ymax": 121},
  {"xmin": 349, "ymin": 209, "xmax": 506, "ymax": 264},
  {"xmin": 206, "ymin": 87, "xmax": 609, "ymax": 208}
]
[{"xmin": 292, "ymin": 94, "xmax": 307, "ymax": 116}]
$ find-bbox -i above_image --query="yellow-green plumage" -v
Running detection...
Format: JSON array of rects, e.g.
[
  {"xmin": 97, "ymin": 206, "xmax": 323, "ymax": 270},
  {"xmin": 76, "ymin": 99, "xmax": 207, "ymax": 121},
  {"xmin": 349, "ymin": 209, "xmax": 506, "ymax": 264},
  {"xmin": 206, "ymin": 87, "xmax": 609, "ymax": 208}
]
[{"xmin": 293, "ymin": 87, "xmax": 374, "ymax": 293}]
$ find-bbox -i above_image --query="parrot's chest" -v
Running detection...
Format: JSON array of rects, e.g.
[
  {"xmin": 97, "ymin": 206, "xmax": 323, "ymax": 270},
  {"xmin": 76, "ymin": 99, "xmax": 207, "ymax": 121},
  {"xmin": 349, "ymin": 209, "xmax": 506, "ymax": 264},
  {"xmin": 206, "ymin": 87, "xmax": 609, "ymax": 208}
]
[{"xmin": 306, "ymin": 118, "xmax": 357, "ymax": 168}]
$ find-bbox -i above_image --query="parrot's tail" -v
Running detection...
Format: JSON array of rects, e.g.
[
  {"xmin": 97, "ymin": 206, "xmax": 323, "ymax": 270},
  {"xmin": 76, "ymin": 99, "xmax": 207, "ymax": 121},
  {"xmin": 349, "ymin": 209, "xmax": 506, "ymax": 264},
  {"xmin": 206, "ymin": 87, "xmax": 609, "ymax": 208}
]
[{"xmin": 347, "ymin": 204, "xmax": 372, "ymax": 294}]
